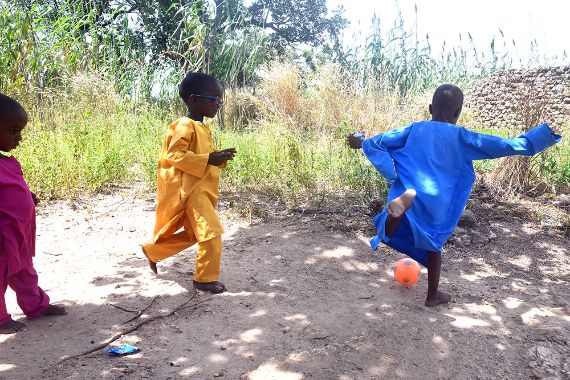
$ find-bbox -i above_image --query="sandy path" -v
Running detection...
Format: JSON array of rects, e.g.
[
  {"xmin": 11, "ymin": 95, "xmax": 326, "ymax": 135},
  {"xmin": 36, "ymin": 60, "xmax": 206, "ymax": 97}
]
[{"xmin": 0, "ymin": 188, "xmax": 568, "ymax": 379}]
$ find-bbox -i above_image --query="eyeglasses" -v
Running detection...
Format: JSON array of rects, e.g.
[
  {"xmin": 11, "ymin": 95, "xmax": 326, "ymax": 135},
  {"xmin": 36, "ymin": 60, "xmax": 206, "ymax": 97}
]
[{"xmin": 192, "ymin": 94, "xmax": 224, "ymax": 103}]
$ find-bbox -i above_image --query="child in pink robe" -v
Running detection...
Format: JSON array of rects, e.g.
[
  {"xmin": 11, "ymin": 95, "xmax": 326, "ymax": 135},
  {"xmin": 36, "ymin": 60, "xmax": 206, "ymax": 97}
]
[{"xmin": 0, "ymin": 93, "xmax": 66, "ymax": 334}]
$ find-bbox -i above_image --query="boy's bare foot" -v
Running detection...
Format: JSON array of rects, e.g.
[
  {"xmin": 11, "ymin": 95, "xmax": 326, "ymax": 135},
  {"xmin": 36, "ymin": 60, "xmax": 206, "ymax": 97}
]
[
  {"xmin": 42, "ymin": 304, "xmax": 67, "ymax": 316},
  {"xmin": 193, "ymin": 280, "xmax": 226, "ymax": 294},
  {"xmin": 387, "ymin": 189, "xmax": 417, "ymax": 218},
  {"xmin": 0, "ymin": 319, "xmax": 26, "ymax": 334},
  {"xmin": 142, "ymin": 247, "xmax": 158, "ymax": 274},
  {"xmin": 425, "ymin": 291, "xmax": 451, "ymax": 307}
]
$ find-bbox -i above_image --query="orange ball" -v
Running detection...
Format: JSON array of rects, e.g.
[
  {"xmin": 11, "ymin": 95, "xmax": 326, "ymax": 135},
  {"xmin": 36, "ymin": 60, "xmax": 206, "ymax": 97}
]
[{"xmin": 394, "ymin": 258, "xmax": 421, "ymax": 287}]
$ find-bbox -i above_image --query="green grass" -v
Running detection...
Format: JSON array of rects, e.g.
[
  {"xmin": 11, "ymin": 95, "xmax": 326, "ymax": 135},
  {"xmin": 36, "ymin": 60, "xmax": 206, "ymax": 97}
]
[
  {"xmin": 14, "ymin": 104, "xmax": 389, "ymax": 205},
  {"xmin": 15, "ymin": 103, "xmax": 165, "ymax": 199},
  {"xmin": 214, "ymin": 123, "xmax": 387, "ymax": 206},
  {"xmin": 4, "ymin": 1, "xmax": 568, "ymax": 205},
  {"xmin": 11, "ymin": 89, "xmax": 569, "ymax": 204}
]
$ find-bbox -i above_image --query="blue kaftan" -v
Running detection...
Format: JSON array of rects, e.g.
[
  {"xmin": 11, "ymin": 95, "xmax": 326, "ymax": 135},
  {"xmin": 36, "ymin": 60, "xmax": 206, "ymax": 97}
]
[{"xmin": 361, "ymin": 121, "xmax": 561, "ymax": 267}]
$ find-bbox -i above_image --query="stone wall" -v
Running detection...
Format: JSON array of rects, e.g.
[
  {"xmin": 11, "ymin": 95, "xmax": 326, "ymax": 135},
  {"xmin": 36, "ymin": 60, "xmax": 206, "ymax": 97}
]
[{"xmin": 464, "ymin": 66, "xmax": 570, "ymax": 129}]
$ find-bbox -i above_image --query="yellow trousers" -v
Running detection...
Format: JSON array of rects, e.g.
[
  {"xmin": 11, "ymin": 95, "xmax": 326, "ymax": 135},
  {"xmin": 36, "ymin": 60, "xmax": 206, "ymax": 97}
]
[{"xmin": 143, "ymin": 230, "xmax": 222, "ymax": 283}]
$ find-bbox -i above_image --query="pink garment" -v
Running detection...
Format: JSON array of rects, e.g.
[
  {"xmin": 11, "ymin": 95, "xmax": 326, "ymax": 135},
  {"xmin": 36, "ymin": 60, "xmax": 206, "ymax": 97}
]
[
  {"xmin": 0, "ymin": 258, "xmax": 49, "ymax": 324},
  {"xmin": 0, "ymin": 156, "xmax": 49, "ymax": 324}
]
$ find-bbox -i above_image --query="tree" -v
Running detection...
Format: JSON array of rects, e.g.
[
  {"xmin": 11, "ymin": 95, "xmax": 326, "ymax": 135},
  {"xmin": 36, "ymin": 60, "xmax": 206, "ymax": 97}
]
[
  {"xmin": 3, "ymin": 0, "xmax": 348, "ymax": 92},
  {"xmin": 247, "ymin": 0, "xmax": 345, "ymax": 48}
]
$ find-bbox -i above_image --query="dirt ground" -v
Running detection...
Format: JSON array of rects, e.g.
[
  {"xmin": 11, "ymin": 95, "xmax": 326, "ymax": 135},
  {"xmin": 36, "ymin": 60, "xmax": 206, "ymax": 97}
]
[{"xmin": 0, "ymin": 185, "xmax": 569, "ymax": 380}]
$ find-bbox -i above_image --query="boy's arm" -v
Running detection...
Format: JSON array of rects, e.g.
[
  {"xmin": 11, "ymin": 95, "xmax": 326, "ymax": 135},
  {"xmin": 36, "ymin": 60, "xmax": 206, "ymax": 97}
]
[
  {"xmin": 461, "ymin": 123, "xmax": 562, "ymax": 161},
  {"xmin": 361, "ymin": 126, "xmax": 412, "ymax": 183},
  {"xmin": 166, "ymin": 125, "xmax": 210, "ymax": 178}
]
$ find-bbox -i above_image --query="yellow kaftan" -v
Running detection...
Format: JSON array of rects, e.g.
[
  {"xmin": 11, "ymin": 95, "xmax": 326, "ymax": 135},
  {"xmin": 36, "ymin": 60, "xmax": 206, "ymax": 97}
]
[{"xmin": 143, "ymin": 117, "xmax": 225, "ymax": 281}]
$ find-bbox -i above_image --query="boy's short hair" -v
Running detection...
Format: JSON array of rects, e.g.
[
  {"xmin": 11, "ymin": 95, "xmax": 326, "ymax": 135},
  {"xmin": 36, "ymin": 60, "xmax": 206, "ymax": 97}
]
[
  {"xmin": 179, "ymin": 72, "xmax": 220, "ymax": 105},
  {"xmin": 432, "ymin": 84, "xmax": 464, "ymax": 112},
  {"xmin": 0, "ymin": 93, "xmax": 25, "ymax": 117}
]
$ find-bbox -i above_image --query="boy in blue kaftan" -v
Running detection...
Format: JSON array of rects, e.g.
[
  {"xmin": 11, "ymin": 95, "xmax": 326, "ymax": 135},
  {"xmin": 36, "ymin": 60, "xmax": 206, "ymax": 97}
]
[{"xmin": 348, "ymin": 84, "xmax": 561, "ymax": 307}]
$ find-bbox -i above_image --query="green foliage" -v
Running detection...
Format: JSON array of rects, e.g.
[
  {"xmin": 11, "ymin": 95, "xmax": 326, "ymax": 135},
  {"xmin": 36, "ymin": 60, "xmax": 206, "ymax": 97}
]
[
  {"xmin": 13, "ymin": 93, "xmax": 389, "ymax": 204},
  {"xmin": 214, "ymin": 123, "xmax": 386, "ymax": 205},
  {"xmin": 2, "ymin": 1, "xmax": 568, "ymax": 205},
  {"xmin": 1, "ymin": 0, "xmax": 346, "ymax": 97},
  {"xmin": 247, "ymin": 0, "xmax": 345, "ymax": 48},
  {"xmin": 536, "ymin": 140, "xmax": 570, "ymax": 189},
  {"xmin": 323, "ymin": 11, "xmax": 516, "ymax": 97},
  {"xmin": 15, "ymin": 95, "xmax": 165, "ymax": 199},
  {"xmin": 10, "ymin": 76, "xmax": 569, "ymax": 205},
  {"xmin": 0, "ymin": 0, "xmax": 146, "ymax": 97}
]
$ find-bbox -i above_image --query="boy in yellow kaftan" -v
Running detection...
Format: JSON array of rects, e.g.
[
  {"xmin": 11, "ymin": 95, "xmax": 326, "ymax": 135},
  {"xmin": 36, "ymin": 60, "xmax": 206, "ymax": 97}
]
[{"xmin": 142, "ymin": 73, "xmax": 236, "ymax": 294}]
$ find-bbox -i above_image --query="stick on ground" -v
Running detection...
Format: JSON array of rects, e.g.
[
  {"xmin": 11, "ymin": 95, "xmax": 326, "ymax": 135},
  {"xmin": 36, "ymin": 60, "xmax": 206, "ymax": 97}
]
[
  {"xmin": 108, "ymin": 304, "xmax": 137, "ymax": 313},
  {"xmin": 120, "ymin": 296, "xmax": 159, "ymax": 325},
  {"xmin": 46, "ymin": 292, "xmax": 213, "ymax": 371}
]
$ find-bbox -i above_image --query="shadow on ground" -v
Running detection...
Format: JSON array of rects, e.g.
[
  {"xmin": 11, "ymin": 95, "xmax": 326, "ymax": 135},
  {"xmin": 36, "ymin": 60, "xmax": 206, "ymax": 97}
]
[{"xmin": 0, "ymin": 188, "xmax": 568, "ymax": 379}]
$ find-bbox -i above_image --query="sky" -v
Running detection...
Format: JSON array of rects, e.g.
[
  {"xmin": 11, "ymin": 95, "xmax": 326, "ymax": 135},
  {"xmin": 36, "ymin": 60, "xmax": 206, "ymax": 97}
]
[{"xmin": 327, "ymin": 0, "xmax": 569, "ymax": 66}]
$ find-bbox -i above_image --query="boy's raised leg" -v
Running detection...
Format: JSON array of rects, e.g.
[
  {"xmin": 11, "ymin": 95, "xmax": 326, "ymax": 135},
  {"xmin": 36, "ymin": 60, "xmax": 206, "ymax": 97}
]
[
  {"xmin": 385, "ymin": 189, "xmax": 416, "ymax": 236},
  {"xmin": 142, "ymin": 230, "xmax": 198, "ymax": 275},
  {"xmin": 141, "ymin": 246, "xmax": 158, "ymax": 274},
  {"xmin": 425, "ymin": 252, "xmax": 451, "ymax": 307}
]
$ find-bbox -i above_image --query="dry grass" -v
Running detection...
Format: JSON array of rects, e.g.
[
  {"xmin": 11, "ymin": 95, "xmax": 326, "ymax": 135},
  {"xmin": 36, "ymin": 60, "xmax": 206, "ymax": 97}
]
[
  {"xmin": 259, "ymin": 64, "xmax": 302, "ymax": 126},
  {"xmin": 485, "ymin": 73, "xmax": 555, "ymax": 198},
  {"xmin": 11, "ymin": 65, "xmax": 568, "ymax": 205},
  {"xmin": 222, "ymin": 90, "xmax": 264, "ymax": 130},
  {"xmin": 255, "ymin": 63, "xmax": 433, "ymax": 136}
]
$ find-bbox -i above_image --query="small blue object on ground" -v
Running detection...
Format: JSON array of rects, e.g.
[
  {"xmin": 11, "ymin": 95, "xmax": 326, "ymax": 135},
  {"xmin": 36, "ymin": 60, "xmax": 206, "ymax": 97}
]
[{"xmin": 106, "ymin": 345, "xmax": 140, "ymax": 356}]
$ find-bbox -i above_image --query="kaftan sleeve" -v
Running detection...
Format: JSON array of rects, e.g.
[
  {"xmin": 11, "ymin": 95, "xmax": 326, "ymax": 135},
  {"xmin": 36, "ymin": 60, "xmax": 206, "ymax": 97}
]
[
  {"xmin": 361, "ymin": 125, "xmax": 412, "ymax": 183},
  {"xmin": 166, "ymin": 124, "xmax": 210, "ymax": 178},
  {"xmin": 461, "ymin": 123, "xmax": 561, "ymax": 161}
]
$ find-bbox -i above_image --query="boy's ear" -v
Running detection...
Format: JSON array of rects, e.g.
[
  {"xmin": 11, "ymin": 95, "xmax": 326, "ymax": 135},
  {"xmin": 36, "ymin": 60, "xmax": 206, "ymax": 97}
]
[
  {"xmin": 454, "ymin": 107, "xmax": 462, "ymax": 118},
  {"xmin": 428, "ymin": 104, "xmax": 433, "ymax": 115}
]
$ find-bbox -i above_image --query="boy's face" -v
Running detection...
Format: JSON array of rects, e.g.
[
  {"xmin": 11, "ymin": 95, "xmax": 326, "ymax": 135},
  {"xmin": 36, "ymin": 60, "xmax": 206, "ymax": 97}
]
[
  {"xmin": 188, "ymin": 81, "xmax": 224, "ymax": 119},
  {"xmin": 0, "ymin": 108, "xmax": 27, "ymax": 152}
]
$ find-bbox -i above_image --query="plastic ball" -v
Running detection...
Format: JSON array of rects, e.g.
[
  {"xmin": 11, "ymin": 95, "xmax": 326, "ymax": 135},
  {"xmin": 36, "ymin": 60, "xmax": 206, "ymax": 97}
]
[{"xmin": 394, "ymin": 258, "xmax": 421, "ymax": 287}]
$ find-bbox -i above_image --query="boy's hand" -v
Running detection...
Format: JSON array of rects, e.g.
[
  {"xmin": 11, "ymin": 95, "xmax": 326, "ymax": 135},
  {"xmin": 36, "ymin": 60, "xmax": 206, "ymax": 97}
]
[
  {"xmin": 208, "ymin": 148, "xmax": 237, "ymax": 166},
  {"xmin": 31, "ymin": 192, "xmax": 40, "ymax": 206},
  {"xmin": 347, "ymin": 134, "xmax": 364, "ymax": 149}
]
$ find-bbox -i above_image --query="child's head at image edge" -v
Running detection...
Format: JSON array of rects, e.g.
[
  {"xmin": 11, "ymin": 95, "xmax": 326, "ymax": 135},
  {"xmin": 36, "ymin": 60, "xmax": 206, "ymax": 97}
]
[{"xmin": 0, "ymin": 93, "xmax": 28, "ymax": 153}]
